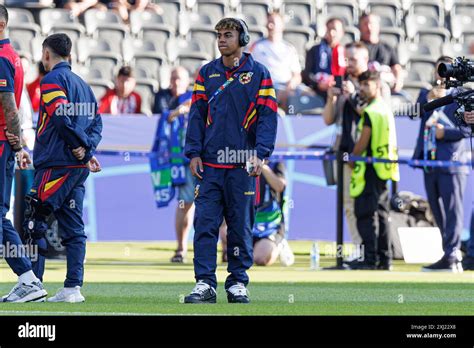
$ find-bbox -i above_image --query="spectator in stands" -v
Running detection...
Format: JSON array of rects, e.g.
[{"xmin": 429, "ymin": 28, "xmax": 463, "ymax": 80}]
[
  {"xmin": 249, "ymin": 11, "xmax": 302, "ymax": 111},
  {"xmin": 98, "ymin": 66, "xmax": 142, "ymax": 114},
  {"xmin": 303, "ymin": 17, "xmax": 346, "ymax": 99},
  {"xmin": 469, "ymin": 41, "xmax": 474, "ymax": 55},
  {"xmin": 54, "ymin": 0, "xmax": 99, "ymax": 17},
  {"xmin": 220, "ymin": 162, "xmax": 294, "ymax": 267},
  {"xmin": 413, "ymin": 56, "xmax": 471, "ymax": 272},
  {"xmin": 348, "ymin": 70, "xmax": 399, "ymax": 270},
  {"xmin": 359, "ymin": 13, "xmax": 403, "ymax": 93},
  {"xmin": 153, "ymin": 66, "xmax": 194, "ymax": 263},
  {"xmin": 96, "ymin": 0, "xmax": 162, "ymax": 23},
  {"xmin": 26, "ymin": 62, "xmax": 46, "ymax": 113}
]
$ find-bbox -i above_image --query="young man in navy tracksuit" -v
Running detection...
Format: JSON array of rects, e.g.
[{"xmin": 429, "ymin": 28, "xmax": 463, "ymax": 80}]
[
  {"xmin": 184, "ymin": 18, "xmax": 278, "ymax": 303},
  {"xmin": 7, "ymin": 33, "xmax": 103, "ymax": 302}
]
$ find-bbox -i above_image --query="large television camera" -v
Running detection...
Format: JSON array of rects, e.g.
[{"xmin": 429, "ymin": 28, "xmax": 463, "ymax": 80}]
[{"xmin": 423, "ymin": 57, "xmax": 474, "ymax": 130}]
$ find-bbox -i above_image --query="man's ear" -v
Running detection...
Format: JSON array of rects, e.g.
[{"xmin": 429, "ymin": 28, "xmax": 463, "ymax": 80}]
[{"xmin": 0, "ymin": 21, "xmax": 6, "ymax": 32}]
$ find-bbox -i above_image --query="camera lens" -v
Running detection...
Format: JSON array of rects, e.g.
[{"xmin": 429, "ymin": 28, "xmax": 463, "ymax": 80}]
[{"xmin": 438, "ymin": 62, "xmax": 452, "ymax": 78}]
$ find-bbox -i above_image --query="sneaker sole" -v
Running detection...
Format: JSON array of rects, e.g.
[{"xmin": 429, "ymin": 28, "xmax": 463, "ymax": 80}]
[
  {"xmin": 421, "ymin": 268, "xmax": 459, "ymax": 273},
  {"xmin": 4, "ymin": 290, "xmax": 48, "ymax": 303},
  {"xmin": 184, "ymin": 298, "xmax": 216, "ymax": 304},
  {"xmin": 47, "ymin": 297, "xmax": 85, "ymax": 303}
]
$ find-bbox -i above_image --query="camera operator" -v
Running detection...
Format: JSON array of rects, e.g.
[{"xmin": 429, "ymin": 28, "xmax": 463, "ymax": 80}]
[
  {"xmin": 323, "ymin": 42, "xmax": 390, "ymax": 246},
  {"xmin": 412, "ymin": 56, "xmax": 471, "ymax": 272}
]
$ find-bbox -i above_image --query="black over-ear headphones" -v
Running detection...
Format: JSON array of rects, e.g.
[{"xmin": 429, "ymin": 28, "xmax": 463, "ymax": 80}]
[{"xmin": 236, "ymin": 18, "xmax": 250, "ymax": 47}]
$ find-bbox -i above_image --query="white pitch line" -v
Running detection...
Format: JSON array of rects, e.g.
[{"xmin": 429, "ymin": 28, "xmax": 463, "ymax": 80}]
[{"xmin": 0, "ymin": 310, "xmax": 236, "ymax": 316}]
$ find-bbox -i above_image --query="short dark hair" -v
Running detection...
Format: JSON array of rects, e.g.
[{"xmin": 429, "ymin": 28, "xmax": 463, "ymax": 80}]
[
  {"xmin": 38, "ymin": 61, "xmax": 47, "ymax": 75},
  {"xmin": 118, "ymin": 66, "xmax": 133, "ymax": 78},
  {"xmin": 358, "ymin": 70, "xmax": 381, "ymax": 83},
  {"xmin": 43, "ymin": 33, "xmax": 72, "ymax": 58},
  {"xmin": 326, "ymin": 17, "xmax": 344, "ymax": 28},
  {"xmin": 0, "ymin": 5, "xmax": 8, "ymax": 24},
  {"xmin": 436, "ymin": 56, "xmax": 453, "ymax": 65}
]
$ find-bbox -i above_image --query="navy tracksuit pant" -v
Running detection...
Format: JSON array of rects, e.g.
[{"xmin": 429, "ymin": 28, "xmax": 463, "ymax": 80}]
[
  {"xmin": 193, "ymin": 165, "xmax": 255, "ymax": 290},
  {"xmin": 424, "ymin": 171, "xmax": 467, "ymax": 262},
  {"xmin": 30, "ymin": 166, "xmax": 89, "ymax": 287},
  {"xmin": 1, "ymin": 141, "xmax": 33, "ymax": 276}
]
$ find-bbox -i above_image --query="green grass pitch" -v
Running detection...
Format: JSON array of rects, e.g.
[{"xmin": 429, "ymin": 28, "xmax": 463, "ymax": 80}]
[{"xmin": 1, "ymin": 241, "xmax": 473, "ymax": 315}]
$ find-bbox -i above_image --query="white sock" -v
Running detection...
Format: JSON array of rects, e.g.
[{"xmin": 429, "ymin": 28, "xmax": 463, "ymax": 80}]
[{"xmin": 18, "ymin": 270, "xmax": 39, "ymax": 285}]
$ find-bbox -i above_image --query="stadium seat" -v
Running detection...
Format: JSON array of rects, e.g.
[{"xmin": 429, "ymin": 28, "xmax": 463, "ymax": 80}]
[
  {"xmin": 177, "ymin": 52, "xmax": 213, "ymax": 76},
  {"xmin": 320, "ymin": 0, "xmax": 358, "ymax": 27},
  {"xmin": 406, "ymin": 56, "xmax": 436, "ymax": 83},
  {"xmin": 134, "ymin": 53, "xmax": 167, "ymax": 82},
  {"xmin": 247, "ymin": 25, "xmax": 267, "ymax": 47},
  {"xmin": 402, "ymin": 80, "xmax": 432, "ymax": 102},
  {"xmin": 179, "ymin": 12, "xmax": 214, "ymax": 36},
  {"xmin": 405, "ymin": 40, "xmax": 442, "ymax": 59},
  {"xmin": 87, "ymin": 79, "xmax": 114, "ymax": 101},
  {"xmin": 281, "ymin": 0, "xmax": 314, "ymax": 27},
  {"xmin": 380, "ymin": 27, "xmax": 405, "ymax": 49},
  {"xmin": 154, "ymin": 0, "xmax": 181, "ymax": 29},
  {"xmin": 39, "ymin": 9, "xmax": 85, "ymax": 36},
  {"xmin": 460, "ymin": 32, "xmax": 474, "ymax": 54},
  {"xmin": 407, "ymin": 0, "xmax": 444, "ymax": 26},
  {"xmin": 441, "ymin": 42, "xmax": 464, "ymax": 57},
  {"xmin": 451, "ymin": 0, "xmax": 474, "ymax": 17},
  {"xmin": 239, "ymin": 0, "xmax": 272, "ymax": 27},
  {"xmin": 87, "ymin": 54, "xmax": 122, "ymax": 81},
  {"xmin": 417, "ymin": 29, "xmax": 451, "ymax": 50},
  {"xmin": 450, "ymin": 14, "xmax": 473, "ymax": 41},
  {"xmin": 129, "ymin": 10, "xmax": 175, "ymax": 37},
  {"xmin": 283, "ymin": 27, "xmax": 315, "ymax": 64},
  {"xmin": 84, "ymin": 9, "xmax": 128, "ymax": 38},
  {"xmin": 365, "ymin": 0, "xmax": 403, "ymax": 28},
  {"xmin": 189, "ymin": 27, "xmax": 218, "ymax": 58},
  {"xmin": 8, "ymin": 8, "xmax": 35, "ymax": 24},
  {"xmin": 195, "ymin": 0, "xmax": 226, "ymax": 25},
  {"xmin": 166, "ymin": 37, "xmax": 209, "ymax": 63},
  {"xmin": 135, "ymin": 79, "xmax": 159, "ymax": 115},
  {"xmin": 341, "ymin": 26, "xmax": 360, "ymax": 46},
  {"xmin": 405, "ymin": 14, "xmax": 442, "ymax": 40},
  {"xmin": 7, "ymin": 24, "xmax": 41, "ymax": 59},
  {"xmin": 77, "ymin": 37, "xmax": 123, "ymax": 64}
]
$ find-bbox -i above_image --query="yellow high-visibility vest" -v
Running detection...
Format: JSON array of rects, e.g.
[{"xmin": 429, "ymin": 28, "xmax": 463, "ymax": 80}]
[{"xmin": 350, "ymin": 98, "xmax": 400, "ymax": 198}]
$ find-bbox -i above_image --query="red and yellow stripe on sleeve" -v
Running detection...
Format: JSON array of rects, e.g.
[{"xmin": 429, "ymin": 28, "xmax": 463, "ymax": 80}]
[
  {"xmin": 191, "ymin": 73, "xmax": 208, "ymax": 103},
  {"xmin": 256, "ymin": 78, "xmax": 277, "ymax": 113},
  {"xmin": 41, "ymin": 83, "xmax": 68, "ymax": 116}
]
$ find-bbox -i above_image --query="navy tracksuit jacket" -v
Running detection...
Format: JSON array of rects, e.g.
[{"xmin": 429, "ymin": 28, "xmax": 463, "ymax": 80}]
[
  {"xmin": 30, "ymin": 62, "xmax": 102, "ymax": 287},
  {"xmin": 413, "ymin": 88, "xmax": 471, "ymax": 262},
  {"xmin": 185, "ymin": 53, "xmax": 278, "ymax": 289}
]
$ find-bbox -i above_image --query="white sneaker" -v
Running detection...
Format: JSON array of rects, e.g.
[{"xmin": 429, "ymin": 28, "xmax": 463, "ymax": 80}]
[
  {"xmin": 47, "ymin": 286, "xmax": 85, "ymax": 303},
  {"xmin": 279, "ymin": 239, "xmax": 295, "ymax": 266},
  {"xmin": 2, "ymin": 281, "xmax": 47, "ymax": 303}
]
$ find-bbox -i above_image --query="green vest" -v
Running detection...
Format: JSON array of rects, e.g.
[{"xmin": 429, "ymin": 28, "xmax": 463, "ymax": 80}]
[{"xmin": 350, "ymin": 98, "xmax": 400, "ymax": 198}]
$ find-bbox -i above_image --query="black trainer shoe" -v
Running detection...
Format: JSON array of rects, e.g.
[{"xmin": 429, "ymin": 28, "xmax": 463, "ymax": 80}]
[
  {"xmin": 377, "ymin": 260, "xmax": 393, "ymax": 271},
  {"xmin": 462, "ymin": 256, "xmax": 474, "ymax": 271},
  {"xmin": 345, "ymin": 260, "xmax": 376, "ymax": 270},
  {"xmin": 226, "ymin": 283, "xmax": 250, "ymax": 303},
  {"xmin": 422, "ymin": 258, "xmax": 462, "ymax": 273},
  {"xmin": 184, "ymin": 280, "xmax": 217, "ymax": 304}
]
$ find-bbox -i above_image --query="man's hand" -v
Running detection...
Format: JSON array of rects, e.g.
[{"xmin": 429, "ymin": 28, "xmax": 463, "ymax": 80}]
[
  {"xmin": 464, "ymin": 110, "xmax": 474, "ymax": 124},
  {"xmin": 435, "ymin": 123, "xmax": 445, "ymax": 140},
  {"xmin": 87, "ymin": 156, "xmax": 102, "ymax": 173},
  {"xmin": 4, "ymin": 127, "xmax": 20, "ymax": 147},
  {"xmin": 327, "ymin": 87, "xmax": 341, "ymax": 100},
  {"xmin": 342, "ymin": 80, "xmax": 355, "ymax": 96},
  {"xmin": 72, "ymin": 146, "xmax": 86, "ymax": 160},
  {"xmin": 247, "ymin": 156, "xmax": 263, "ymax": 177},
  {"xmin": 190, "ymin": 157, "xmax": 204, "ymax": 179},
  {"xmin": 16, "ymin": 149, "xmax": 31, "ymax": 170}
]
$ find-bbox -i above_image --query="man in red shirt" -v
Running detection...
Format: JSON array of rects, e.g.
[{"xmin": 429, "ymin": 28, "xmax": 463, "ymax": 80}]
[
  {"xmin": 0, "ymin": 4, "xmax": 47, "ymax": 303},
  {"xmin": 98, "ymin": 66, "xmax": 142, "ymax": 115},
  {"xmin": 26, "ymin": 62, "xmax": 47, "ymax": 113}
]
